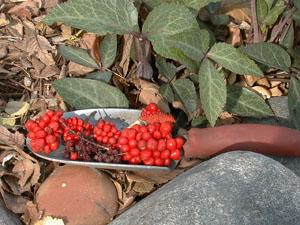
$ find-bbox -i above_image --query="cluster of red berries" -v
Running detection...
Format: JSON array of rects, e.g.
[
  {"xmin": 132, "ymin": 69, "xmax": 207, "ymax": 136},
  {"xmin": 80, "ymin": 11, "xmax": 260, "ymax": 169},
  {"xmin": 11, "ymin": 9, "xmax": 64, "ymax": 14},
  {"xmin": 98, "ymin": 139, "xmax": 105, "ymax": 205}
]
[
  {"xmin": 117, "ymin": 122, "xmax": 183, "ymax": 166},
  {"xmin": 25, "ymin": 110, "xmax": 64, "ymax": 153},
  {"xmin": 140, "ymin": 103, "xmax": 176, "ymax": 124},
  {"xmin": 26, "ymin": 103, "xmax": 184, "ymax": 167}
]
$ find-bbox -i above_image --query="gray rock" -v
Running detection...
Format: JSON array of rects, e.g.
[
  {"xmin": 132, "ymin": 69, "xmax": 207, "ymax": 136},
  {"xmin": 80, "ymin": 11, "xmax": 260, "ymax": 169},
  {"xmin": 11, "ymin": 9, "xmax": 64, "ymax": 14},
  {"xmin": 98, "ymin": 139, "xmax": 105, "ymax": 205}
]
[
  {"xmin": 110, "ymin": 151, "xmax": 300, "ymax": 225},
  {"xmin": 243, "ymin": 96, "xmax": 297, "ymax": 129},
  {"xmin": 0, "ymin": 200, "xmax": 22, "ymax": 225}
]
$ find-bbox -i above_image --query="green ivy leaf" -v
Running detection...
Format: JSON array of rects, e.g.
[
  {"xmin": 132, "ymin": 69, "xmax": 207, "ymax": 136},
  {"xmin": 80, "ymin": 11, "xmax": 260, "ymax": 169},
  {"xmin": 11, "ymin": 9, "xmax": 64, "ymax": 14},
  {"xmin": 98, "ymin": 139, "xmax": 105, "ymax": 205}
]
[
  {"xmin": 191, "ymin": 116, "xmax": 208, "ymax": 128},
  {"xmin": 100, "ymin": 34, "xmax": 117, "ymax": 68},
  {"xmin": 239, "ymin": 42, "xmax": 291, "ymax": 71},
  {"xmin": 288, "ymin": 77, "xmax": 300, "ymax": 130},
  {"xmin": 225, "ymin": 85, "xmax": 274, "ymax": 117},
  {"xmin": 292, "ymin": 9, "xmax": 300, "ymax": 24},
  {"xmin": 292, "ymin": 0, "xmax": 300, "ymax": 9},
  {"xmin": 155, "ymin": 55, "xmax": 176, "ymax": 81},
  {"xmin": 256, "ymin": 0, "xmax": 268, "ymax": 24},
  {"xmin": 172, "ymin": 78, "xmax": 198, "ymax": 115},
  {"xmin": 58, "ymin": 45, "xmax": 99, "ymax": 69},
  {"xmin": 52, "ymin": 78, "xmax": 128, "ymax": 109},
  {"xmin": 209, "ymin": 14, "xmax": 230, "ymax": 25},
  {"xmin": 142, "ymin": 3, "xmax": 199, "ymax": 72},
  {"xmin": 159, "ymin": 83, "xmax": 174, "ymax": 103},
  {"xmin": 166, "ymin": 29, "xmax": 210, "ymax": 61},
  {"xmin": 264, "ymin": 5, "xmax": 286, "ymax": 25},
  {"xmin": 199, "ymin": 59, "xmax": 226, "ymax": 127},
  {"xmin": 43, "ymin": 0, "xmax": 138, "ymax": 35},
  {"xmin": 85, "ymin": 71, "xmax": 112, "ymax": 83},
  {"xmin": 209, "ymin": 43, "xmax": 264, "ymax": 77},
  {"xmin": 182, "ymin": 0, "xmax": 221, "ymax": 10}
]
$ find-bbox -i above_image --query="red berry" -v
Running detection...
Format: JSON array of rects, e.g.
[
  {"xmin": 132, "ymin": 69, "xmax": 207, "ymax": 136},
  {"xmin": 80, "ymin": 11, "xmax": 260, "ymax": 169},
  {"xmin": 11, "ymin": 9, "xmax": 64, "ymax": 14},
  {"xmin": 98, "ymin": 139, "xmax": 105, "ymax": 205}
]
[
  {"xmin": 38, "ymin": 121, "xmax": 47, "ymax": 129},
  {"xmin": 43, "ymin": 145, "xmax": 51, "ymax": 154},
  {"xmin": 164, "ymin": 158, "xmax": 171, "ymax": 166},
  {"xmin": 170, "ymin": 149, "xmax": 181, "ymax": 160},
  {"xmin": 118, "ymin": 136, "xmax": 128, "ymax": 145},
  {"xmin": 128, "ymin": 139, "xmax": 137, "ymax": 148},
  {"xmin": 25, "ymin": 120, "xmax": 36, "ymax": 131},
  {"xmin": 137, "ymin": 140, "xmax": 147, "ymax": 150},
  {"xmin": 160, "ymin": 149, "xmax": 170, "ymax": 159},
  {"xmin": 35, "ymin": 139, "xmax": 46, "ymax": 151},
  {"xmin": 147, "ymin": 124, "xmax": 156, "ymax": 133},
  {"xmin": 129, "ymin": 156, "xmax": 141, "ymax": 165},
  {"xmin": 147, "ymin": 103, "xmax": 158, "ymax": 113},
  {"xmin": 129, "ymin": 148, "xmax": 140, "ymax": 157},
  {"xmin": 132, "ymin": 124, "xmax": 140, "ymax": 132},
  {"xmin": 153, "ymin": 130, "xmax": 162, "ymax": 139},
  {"xmin": 157, "ymin": 139, "xmax": 166, "ymax": 151},
  {"xmin": 143, "ymin": 157, "xmax": 154, "ymax": 166},
  {"xmin": 55, "ymin": 110, "xmax": 64, "ymax": 117},
  {"xmin": 135, "ymin": 132, "xmax": 143, "ymax": 142},
  {"xmin": 103, "ymin": 124, "xmax": 111, "ymax": 132},
  {"xmin": 49, "ymin": 121, "xmax": 60, "ymax": 132},
  {"xmin": 97, "ymin": 121, "xmax": 104, "ymax": 129},
  {"xmin": 33, "ymin": 126, "xmax": 42, "ymax": 133},
  {"xmin": 146, "ymin": 138, "xmax": 157, "ymax": 151},
  {"xmin": 142, "ymin": 132, "xmax": 152, "ymax": 141},
  {"xmin": 50, "ymin": 141, "xmax": 59, "ymax": 150},
  {"xmin": 153, "ymin": 150, "xmax": 161, "ymax": 158},
  {"xmin": 167, "ymin": 138, "xmax": 177, "ymax": 150},
  {"xmin": 154, "ymin": 157, "xmax": 164, "ymax": 166},
  {"xmin": 108, "ymin": 137, "xmax": 117, "ymax": 145},
  {"xmin": 77, "ymin": 118, "xmax": 84, "ymax": 126},
  {"xmin": 121, "ymin": 144, "xmax": 130, "ymax": 152},
  {"xmin": 41, "ymin": 115, "xmax": 51, "ymax": 124},
  {"xmin": 140, "ymin": 150, "xmax": 153, "ymax": 161},
  {"xmin": 70, "ymin": 152, "xmax": 78, "ymax": 160},
  {"xmin": 175, "ymin": 137, "xmax": 184, "ymax": 149},
  {"xmin": 45, "ymin": 134, "xmax": 57, "ymax": 144},
  {"xmin": 122, "ymin": 153, "xmax": 132, "ymax": 161},
  {"xmin": 51, "ymin": 115, "xmax": 59, "ymax": 122},
  {"xmin": 121, "ymin": 128, "xmax": 130, "ymax": 137},
  {"xmin": 46, "ymin": 110, "xmax": 55, "ymax": 117},
  {"xmin": 128, "ymin": 129, "xmax": 137, "ymax": 140},
  {"xmin": 160, "ymin": 122, "xmax": 172, "ymax": 136},
  {"xmin": 102, "ymin": 136, "xmax": 109, "ymax": 143},
  {"xmin": 27, "ymin": 131, "xmax": 36, "ymax": 139},
  {"xmin": 36, "ymin": 130, "xmax": 47, "ymax": 139},
  {"xmin": 139, "ymin": 125, "xmax": 147, "ymax": 133}
]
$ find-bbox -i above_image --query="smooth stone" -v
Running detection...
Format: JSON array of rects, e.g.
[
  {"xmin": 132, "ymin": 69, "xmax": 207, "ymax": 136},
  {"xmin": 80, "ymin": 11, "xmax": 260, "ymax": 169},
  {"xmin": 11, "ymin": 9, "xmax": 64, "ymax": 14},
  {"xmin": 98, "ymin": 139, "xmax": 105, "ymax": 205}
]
[
  {"xmin": 0, "ymin": 200, "xmax": 23, "ymax": 225},
  {"xmin": 109, "ymin": 151, "xmax": 300, "ymax": 225}
]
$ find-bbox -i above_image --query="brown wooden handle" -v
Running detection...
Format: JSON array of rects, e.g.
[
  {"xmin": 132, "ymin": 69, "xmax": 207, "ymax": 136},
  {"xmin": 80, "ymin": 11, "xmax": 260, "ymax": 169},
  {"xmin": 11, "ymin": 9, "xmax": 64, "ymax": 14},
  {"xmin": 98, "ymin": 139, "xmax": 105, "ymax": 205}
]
[{"xmin": 183, "ymin": 124, "xmax": 300, "ymax": 159}]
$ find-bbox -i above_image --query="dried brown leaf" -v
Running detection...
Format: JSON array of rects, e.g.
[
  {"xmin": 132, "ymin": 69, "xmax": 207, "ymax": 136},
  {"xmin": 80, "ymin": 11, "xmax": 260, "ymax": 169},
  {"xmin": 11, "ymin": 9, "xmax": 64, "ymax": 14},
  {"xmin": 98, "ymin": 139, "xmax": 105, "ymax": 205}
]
[
  {"xmin": 8, "ymin": 1, "xmax": 40, "ymax": 19},
  {"xmin": 2, "ymin": 191, "xmax": 27, "ymax": 214},
  {"xmin": 138, "ymin": 80, "xmax": 170, "ymax": 113},
  {"xmin": 7, "ymin": 20, "xmax": 24, "ymax": 38},
  {"xmin": 31, "ymin": 56, "xmax": 46, "ymax": 75},
  {"xmin": 12, "ymin": 158, "xmax": 34, "ymax": 188},
  {"xmin": 119, "ymin": 34, "xmax": 133, "ymax": 76},
  {"xmin": 117, "ymin": 190, "xmax": 137, "ymax": 213},
  {"xmin": 252, "ymin": 86, "xmax": 271, "ymax": 99},
  {"xmin": 0, "ymin": 125, "xmax": 24, "ymax": 148},
  {"xmin": 243, "ymin": 75, "xmax": 259, "ymax": 86},
  {"xmin": 67, "ymin": 61, "xmax": 94, "ymax": 75},
  {"xmin": 26, "ymin": 35, "xmax": 55, "ymax": 65},
  {"xmin": 0, "ymin": 13, "xmax": 9, "ymax": 27},
  {"xmin": 39, "ymin": 65, "xmax": 60, "ymax": 78},
  {"xmin": 220, "ymin": 1, "xmax": 251, "ymax": 24},
  {"xmin": 226, "ymin": 27, "xmax": 242, "ymax": 47},
  {"xmin": 132, "ymin": 182, "xmax": 155, "ymax": 194},
  {"xmin": 270, "ymin": 80, "xmax": 281, "ymax": 87},
  {"xmin": 0, "ymin": 45, "xmax": 8, "ymax": 59},
  {"xmin": 257, "ymin": 78, "xmax": 270, "ymax": 88},
  {"xmin": 23, "ymin": 201, "xmax": 42, "ymax": 225},
  {"xmin": 2, "ymin": 175, "xmax": 21, "ymax": 195},
  {"xmin": 270, "ymin": 86, "xmax": 282, "ymax": 97}
]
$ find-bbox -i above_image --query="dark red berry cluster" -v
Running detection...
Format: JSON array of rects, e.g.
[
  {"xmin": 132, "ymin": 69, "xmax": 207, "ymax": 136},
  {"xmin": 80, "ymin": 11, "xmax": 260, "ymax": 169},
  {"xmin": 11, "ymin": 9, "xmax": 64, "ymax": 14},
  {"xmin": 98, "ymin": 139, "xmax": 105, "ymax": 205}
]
[
  {"xmin": 25, "ymin": 110, "xmax": 64, "ymax": 153},
  {"xmin": 117, "ymin": 122, "xmax": 183, "ymax": 166}
]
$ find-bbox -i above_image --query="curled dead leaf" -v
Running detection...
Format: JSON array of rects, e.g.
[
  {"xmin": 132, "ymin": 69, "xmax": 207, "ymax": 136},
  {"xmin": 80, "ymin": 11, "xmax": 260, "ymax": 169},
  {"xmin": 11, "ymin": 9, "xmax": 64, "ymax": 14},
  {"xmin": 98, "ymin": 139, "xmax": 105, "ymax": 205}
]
[
  {"xmin": 243, "ymin": 75, "xmax": 259, "ymax": 87},
  {"xmin": 270, "ymin": 86, "xmax": 282, "ymax": 97},
  {"xmin": 132, "ymin": 182, "xmax": 155, "ymax": 195},
  {"xmin": 0, "ymin": 13, "xmax": 9, "ymax": 27},
  {"xmin": 119, "ymin": 34, "xmax": 133, "ymax": 76},
  {"xmin": 252, "ymin": 86, "xmax": 271, "ymax": 99}
]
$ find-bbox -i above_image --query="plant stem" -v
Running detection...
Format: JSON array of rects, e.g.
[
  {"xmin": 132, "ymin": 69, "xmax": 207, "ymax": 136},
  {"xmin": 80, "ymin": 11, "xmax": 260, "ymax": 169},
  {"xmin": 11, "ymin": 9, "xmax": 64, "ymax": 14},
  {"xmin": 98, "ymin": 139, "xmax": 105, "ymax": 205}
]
[{"xmin": 251, "ymin": 0, "xmax": 262, "ymax": 43}]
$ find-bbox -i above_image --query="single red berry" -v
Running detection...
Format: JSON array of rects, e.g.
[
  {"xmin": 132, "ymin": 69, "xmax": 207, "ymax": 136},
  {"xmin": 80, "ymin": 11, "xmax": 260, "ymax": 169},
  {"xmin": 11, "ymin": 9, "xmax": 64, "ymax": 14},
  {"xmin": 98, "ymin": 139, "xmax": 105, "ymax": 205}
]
[
  {"xmin": 97, "ymin": 121, "xmax": 104, "ymax": 129},
  {"xmin": 135, "ymin": 132, "xmax": 143, "ymax": 142},
  {"xmin": 45, "ymin": 134, "xmax": 57, "ymax": 144},
  {"xmin": 137, "ymin": 140, "xmax": 147, "ymax": 150},
  {"xmin": 170, "ymin": 149, "xmax": 181, "ymax": 161},
  {"xmin": 55, "ymin": 110, "xmax": 64, "ymax": 117},
  {"xmin": 103, "ymin": 124, "xmax": 111, "ymax": 132},
  {"xmin": 49, "ymin": 141, "xmax": 59, "ymax": 150},
  {"xmin": 140, "ymin": 150, "xmax": 152, "ymax": 161},
  {"xmin": 71, "ymin": 116, "xmax": 77, "ymax": 126},
  {"xmin": 132, "ymin": 124, "xmax": 140, "ymax": 132},
  {"xmin": 164, "ymin": 158, "xmax": 171, "ymax": 166},
  {"xmin": 41, "ymin": 115, "xmax": 51, "ymax": 124},
  {"xmin": 38, "ymin": 121, "xmax": 47, "ymax": 129},
  {"xmin": 175, "ymin": 137, "xmax": 184, "ymax": 149},
  {"xmin": 128, "ymin": 139, "xmax": 137, "ymax": 148},
  {"xmin": 70, "ymin": 152, "xmax": 78, "ymax": 160},
  {"xmin": 118, "ymin": 136, "xmax": 128, "ymax": 145},
  {"xmin": 121, "ymin": 144, "xmax": 130, "ymax": 152},
  {"xmin": 147, "ymin": 124, "xmax": 156, "ymax": 133},
  {"xmin": 157, "ymin": 139, "xmax": 167, "ymax": 151},
  {"xmin": 143, "ymin": 157, "xmax": 154, "ymax": 166},
  {"xmin": 43, "ymin": 145, "xmax": 51, "ymax": 154},
  {"xmin": 167, "ymin": 138, "xmax": 177, "ymax": 150},
  {"xmin": 146, "ymin": 138, "xmax": 157, "ymax": 151},
  {"xmin": 160, "ymin": 149, "xmax": 170, "ymax": 159},
  {"xmin": 35, "ymin": 138, "xmax": 46, "ymax": 151},
  {"xmin": 153, "ymin": 150, "xmax": 161, "ymax": 158},
  {"xmin": 33, "ymin": 126, "xmax": 42, "ymax": 133},
  {"xmin": 36, "ymin": 130, "xmax": 47, "ymax": 139},
  {"xmin": 27, "ymin": 131, "xmax": 36, "ymax": 139},
  {"xmin": 49, "ymin": 121, "xmax": 60, "ymax": 132},
  {"xmin": 108, "ymin": 137, "xmax": 117, "ymax": 145},
  {"xmin": 122, "ymin": 153, "xmax": 132, "ymax": 161},
  {"xmin": 142, "ymin": 132, "xmax": 152, "ymax": 141},
  {"xmin": 121, "ymin": 128, "xmax": 130, "ymax": 137},
  {"xmin": 25, "ymin": 120, "xmax": 36, "ymax": 131},
  {"xmin": 128, "ymin": 129, "xmax": 138, "ymax": 140},
  {"xmin": 129, "ymin": 148, "xmax": 140, "ymax": 157},
  {"xmin": 154, "ymin": 157, "xmax": 164, "ymax": 166},
  {"xmin": 51, "ymin": 115, "xmax": 59, "ymax": 122},
  {"xmin": 153, "ymin": 130, "xmax": 162, "ymax": 139},
  {"xmin": 46, "ymin": 110, "xmax": 55, "ymax": 117},
  {"xmin": 147, "ymin": 103, "xmax": 158, "ymax": 113},
  {"xmin": 111, "ymin": 127, "xmax": 118, "ymax": 133},
  {"xmin": 129, "ymin": 156, "xmax": 141, "ymax": 165},
  {"xmin": 102, "ymin": 136, "xmax": 109, "ymax": 143},
  {"xmin": 160, "ymin": 122, "xmax": 172, "ymax": 136},
  {"xmin": 139, "ymin": 125, "xmax": 148, "ymax": 133}
]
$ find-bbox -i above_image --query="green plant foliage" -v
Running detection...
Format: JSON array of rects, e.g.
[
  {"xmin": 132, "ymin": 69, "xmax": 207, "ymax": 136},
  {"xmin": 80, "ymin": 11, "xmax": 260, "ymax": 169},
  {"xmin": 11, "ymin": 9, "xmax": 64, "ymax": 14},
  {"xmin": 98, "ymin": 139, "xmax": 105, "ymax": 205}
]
[
  {"xmin": 256, "ymin": 0, "xmax": 269, "ymax": 24},
  {"xmin": 52, "ymin": 78, "xmax": 128, "ymax": 109},
  {"xmin": 293, "ymin": 9, "xmax": 300, "ymax": 24},
  {"xmin": 85, "ymin": 71, "xmax": 112, "ymax": 83},
  {"xmin": 280, "ymin": 21, "xmax": 294, "ymax": 50},
  {"xmin": 208, "ymin": 43, "xmax": 264, "ymax": 77},
  {"xmin": 264, "ymin": 5, "xmax": 286, "ymax": 25},
  {"xmin": 100, "ymin": 34, "xmax": 117, "ymax": 68},
  {"xmin": 239, "ymin": 42, "xmax": 291, "ymax": 71},
  {"xmin": 159, "ymin": 83, "xmax": 174, "ymax": 103},
  {"xmin": 58, "ymin": 45, "xmax": 99, "ymax": 69},
  {"xmin": 182, "ymin": 0, "xmax": 221, "ymax": 10},
  {"xmin": 142, "ymin": 3, "xmax": 199, "ymax": 72},
  {"xmin": 288, "ymin": 77, "xmax": 300, "ymax": 130},
  {"xmin": 43, "ymin": 0, "xmax": 138, "ymax": 35},
  {"xmin": 199, "ymin": 59, "xmax": 226, "ymax": 127},
  {"xmin": 225, "ymin": 85, "xmax": 274, "ymax": 117},
  {"xmin": 172, "ymin": 78, "xmax": 198, "ymax": 115},
  {"xmin": 191, "ymin": 116, "xmax": 208, "ymax": 128},
  {"xmin": 166, "ymin": 29, "xmax": 210, "ymax": 61},
  {"xmin": 292, "ymin": 0, "xmax": 300, "ymax": 8},
  {"xmin": 155, "ymin": 55, "xmax": 176, "ymax": 81},
  {"xmin": 209, "ymin": 14, "xmax": 230, "ymax": 25}
]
